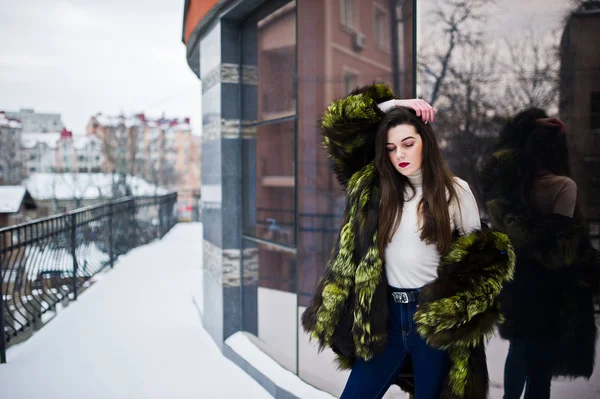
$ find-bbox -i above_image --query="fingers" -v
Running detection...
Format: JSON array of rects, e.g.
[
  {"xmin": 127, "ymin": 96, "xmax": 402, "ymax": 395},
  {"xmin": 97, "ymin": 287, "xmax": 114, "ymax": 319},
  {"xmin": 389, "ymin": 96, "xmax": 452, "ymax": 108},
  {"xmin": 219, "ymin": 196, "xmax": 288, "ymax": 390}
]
[
  {"xmin": 418, "ymin": 99, "xmax": 434, "ymax": 124},
  {"xmin": 394, "ymin": 98, "xmax": 435, "ymax": 123}
]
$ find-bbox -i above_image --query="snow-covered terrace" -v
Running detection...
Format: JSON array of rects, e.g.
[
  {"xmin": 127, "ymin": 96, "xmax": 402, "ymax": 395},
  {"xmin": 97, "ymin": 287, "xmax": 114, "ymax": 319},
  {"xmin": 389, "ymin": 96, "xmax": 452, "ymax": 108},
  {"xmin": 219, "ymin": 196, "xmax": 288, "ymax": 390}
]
[{"xmin": 1, "ymin": 223, "xmax": 598, "ymax": 398}]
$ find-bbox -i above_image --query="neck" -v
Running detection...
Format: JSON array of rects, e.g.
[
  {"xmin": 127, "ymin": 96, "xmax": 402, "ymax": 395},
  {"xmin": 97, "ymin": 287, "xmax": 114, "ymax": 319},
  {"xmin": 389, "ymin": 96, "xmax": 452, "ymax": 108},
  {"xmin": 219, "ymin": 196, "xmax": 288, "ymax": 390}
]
[{"xmin": 407, "ymin": 169, "xmax": 423, "ymax": 188}]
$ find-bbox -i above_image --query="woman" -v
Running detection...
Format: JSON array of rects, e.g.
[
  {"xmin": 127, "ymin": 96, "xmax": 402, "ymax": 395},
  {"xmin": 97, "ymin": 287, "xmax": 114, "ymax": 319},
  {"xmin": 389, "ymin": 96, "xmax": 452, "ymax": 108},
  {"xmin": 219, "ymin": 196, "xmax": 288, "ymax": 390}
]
[
  {"xmin": 480, "ymin": 109, "xmax": 599, "ymax": 399},
  {"xmin": 302, "ymin": 83, "xmax": 515, "ymax": 399}
]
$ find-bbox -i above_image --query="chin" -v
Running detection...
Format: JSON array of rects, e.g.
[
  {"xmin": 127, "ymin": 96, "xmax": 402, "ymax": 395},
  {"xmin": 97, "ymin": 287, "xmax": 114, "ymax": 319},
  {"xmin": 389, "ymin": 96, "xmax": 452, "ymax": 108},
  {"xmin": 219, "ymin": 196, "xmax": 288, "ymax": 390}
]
[{"xmin": 397, "ymin": 167, "xmax": 414, "ymax": 176}]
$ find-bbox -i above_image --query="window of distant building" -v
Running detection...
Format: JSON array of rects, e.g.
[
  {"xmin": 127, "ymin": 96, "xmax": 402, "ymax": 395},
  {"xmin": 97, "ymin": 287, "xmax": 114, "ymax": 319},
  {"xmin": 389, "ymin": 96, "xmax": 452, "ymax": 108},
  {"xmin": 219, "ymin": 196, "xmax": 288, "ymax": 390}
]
[
  {"xmin": 343, "ymin": 68, "xmax": 360, "ymax": 95},
  {"xmin": 591, "ymin": 92, "xmax": 600, "ymax": 131},
  {"xmin": 341, "ymin": 0, "xmax": 356, "ymax": 30},
  {"xmin": 374, "ymin": 4, "xmax": 388, "ymax": 50}
]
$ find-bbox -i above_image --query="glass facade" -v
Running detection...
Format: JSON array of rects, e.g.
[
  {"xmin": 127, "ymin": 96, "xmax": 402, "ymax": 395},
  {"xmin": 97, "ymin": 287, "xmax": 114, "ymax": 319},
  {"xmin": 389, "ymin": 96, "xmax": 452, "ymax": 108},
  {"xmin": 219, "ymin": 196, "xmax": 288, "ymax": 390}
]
[
  {"xmin": 415, "ymin": 1, "xmax": 600, "ymax": 396},
  {"xmin": 236, "ymin": 0, "xmax": 416, "ymax": 394},
  {"xmin": 197, "ymin": 0, "xmax": 600, "ymax": 397}
]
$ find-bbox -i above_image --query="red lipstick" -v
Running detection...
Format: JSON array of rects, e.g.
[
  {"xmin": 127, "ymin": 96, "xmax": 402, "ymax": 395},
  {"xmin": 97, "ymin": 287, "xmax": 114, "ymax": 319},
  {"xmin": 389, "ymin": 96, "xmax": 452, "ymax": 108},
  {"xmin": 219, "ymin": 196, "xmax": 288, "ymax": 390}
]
[{"xmin": 398, "ymin": 162, "xmax": 410, "ymax": 168}]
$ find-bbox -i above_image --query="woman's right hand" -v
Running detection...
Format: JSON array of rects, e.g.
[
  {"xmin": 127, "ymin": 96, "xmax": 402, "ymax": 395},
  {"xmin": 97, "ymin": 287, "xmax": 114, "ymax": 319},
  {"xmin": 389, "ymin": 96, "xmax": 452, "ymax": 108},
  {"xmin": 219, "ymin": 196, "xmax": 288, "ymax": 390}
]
[{"xmin": 377, "ymin": 99, "xmax": 435, "ymax": 123}]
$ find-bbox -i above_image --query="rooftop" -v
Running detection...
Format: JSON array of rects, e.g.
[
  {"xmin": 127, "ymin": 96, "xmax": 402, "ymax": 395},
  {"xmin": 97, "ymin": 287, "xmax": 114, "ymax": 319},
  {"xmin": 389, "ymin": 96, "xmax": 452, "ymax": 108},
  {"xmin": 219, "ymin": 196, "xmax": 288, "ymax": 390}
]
[
  {"xmin": 0, "ymin": 112, "xmax": 23, "ymax": 129},
  {"xmin": 0, "ymin": 186, "xmax": 36, "ymax": 213},
  {"xmin": 91, "ymin": 113, "xmax": 191, "ymax": 131},
  {"xmin": 23, "ymin": 173, "xmax": 167, "ymax": 200}
]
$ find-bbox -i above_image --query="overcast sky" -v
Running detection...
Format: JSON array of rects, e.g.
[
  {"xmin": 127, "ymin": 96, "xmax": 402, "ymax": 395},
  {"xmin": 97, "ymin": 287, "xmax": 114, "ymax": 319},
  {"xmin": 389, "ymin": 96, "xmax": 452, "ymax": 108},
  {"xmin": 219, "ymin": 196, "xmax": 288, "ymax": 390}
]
[{"xmin": 0, "ymin": 0, "xmax": 201, "ymax": 135}]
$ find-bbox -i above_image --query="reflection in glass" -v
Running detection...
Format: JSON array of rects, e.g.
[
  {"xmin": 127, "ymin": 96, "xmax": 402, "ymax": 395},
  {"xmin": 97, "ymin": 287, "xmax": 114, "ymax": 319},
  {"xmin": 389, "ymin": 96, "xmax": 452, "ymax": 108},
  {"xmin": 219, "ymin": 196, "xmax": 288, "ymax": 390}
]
[
  {"xmin": 296, "ymin": 0, "xmax": 415, "ymax": 396},
  {"xmin": 243, "ymin": 119, "xmax": 295, "ymax": 247},
  {"xmin": 241, "ymin": 239, "xmax": 297, "ymax": 373},
  {"xmin": 417, "ymin": 1, "xmax": 600, "ymax": 397}
]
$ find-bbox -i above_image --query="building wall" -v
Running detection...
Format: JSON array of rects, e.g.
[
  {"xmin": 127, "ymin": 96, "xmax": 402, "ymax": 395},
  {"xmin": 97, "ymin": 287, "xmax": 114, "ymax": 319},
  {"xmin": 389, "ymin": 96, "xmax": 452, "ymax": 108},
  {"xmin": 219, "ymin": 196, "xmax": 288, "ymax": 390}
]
[
  {"xmin": 560, "ymin": 9, "xmax": 600, "ymax": 224},
  {"xmin": 183, "ymin": 0, "xmax": 220, "ymax": 44},
  {"xmin": 5, "ymin": 109, "xmax": 63, "ymax": 133},
  {"xmin": 0, "ymin": 115, "xmax": 23, "ymax": 184}
]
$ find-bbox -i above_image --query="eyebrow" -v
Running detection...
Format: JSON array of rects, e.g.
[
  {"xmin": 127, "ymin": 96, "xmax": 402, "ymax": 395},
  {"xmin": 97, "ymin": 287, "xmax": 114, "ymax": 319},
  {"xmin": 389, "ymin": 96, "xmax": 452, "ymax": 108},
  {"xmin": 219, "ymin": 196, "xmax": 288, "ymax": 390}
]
[{"xmin": 386, "ymin": 136, "xmax": 415, "ymax": 145}]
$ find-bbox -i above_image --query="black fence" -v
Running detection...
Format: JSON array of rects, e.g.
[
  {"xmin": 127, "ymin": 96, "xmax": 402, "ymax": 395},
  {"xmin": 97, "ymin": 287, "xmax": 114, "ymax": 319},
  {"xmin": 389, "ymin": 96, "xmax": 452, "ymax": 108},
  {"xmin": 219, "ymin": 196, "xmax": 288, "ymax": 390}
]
[{"xmin": 0, "ymin": 193, "xmax": 178, "ymax": 363}]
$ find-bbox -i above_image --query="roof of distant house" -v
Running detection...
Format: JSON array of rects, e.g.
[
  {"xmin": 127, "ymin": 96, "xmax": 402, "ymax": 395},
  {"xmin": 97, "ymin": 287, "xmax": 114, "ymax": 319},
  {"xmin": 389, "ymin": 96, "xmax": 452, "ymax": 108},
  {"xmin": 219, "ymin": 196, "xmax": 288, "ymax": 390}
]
[
  {"xmin": 73, "ymin": 135, "xmax": 102, "ymax": 150},
  {"xmin": 0, "ymin": 112, "xmax": 23, "ymax": 129},
  {"xmin": 23, "ymin": 173, "xmax": 167, "ymax": 200},
  {"xmin": 91, "ymin": 113, "xmax": 191, "ymax": 131},
  {"xmin": 0, "ymin": 186, "xmax": 37, "ymax": 213},
  {"xmin": 21, "ymin": 132, "xmax": 62, "ymax": 149},
  {"xmin": 22, "ymin": 132, "xmax": 102, "ymax": 150}
]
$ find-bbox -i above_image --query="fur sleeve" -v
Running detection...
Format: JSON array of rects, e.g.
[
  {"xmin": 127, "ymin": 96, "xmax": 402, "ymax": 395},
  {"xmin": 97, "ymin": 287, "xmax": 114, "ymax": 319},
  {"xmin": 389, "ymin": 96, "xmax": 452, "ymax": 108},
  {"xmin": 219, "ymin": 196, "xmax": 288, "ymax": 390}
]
[
  {"xmin": 321, "ymin": 83, "xmax": 394, "ymax": 188},
  {"xmin": 414, "ymin": 229, "xmax": 515, "ymax": 349}
]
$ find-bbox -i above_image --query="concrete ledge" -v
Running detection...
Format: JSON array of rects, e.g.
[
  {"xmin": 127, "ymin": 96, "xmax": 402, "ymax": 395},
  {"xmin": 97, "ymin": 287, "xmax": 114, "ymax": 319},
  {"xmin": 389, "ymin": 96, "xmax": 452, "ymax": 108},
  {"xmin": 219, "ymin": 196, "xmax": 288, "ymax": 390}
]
[
  {"xmin": 224, "ymin": 332, "xmax": 335, "ymax": 399},
  {"xmin": 223, "ymin": 342, "xmax": 299, "ymax": 399}
]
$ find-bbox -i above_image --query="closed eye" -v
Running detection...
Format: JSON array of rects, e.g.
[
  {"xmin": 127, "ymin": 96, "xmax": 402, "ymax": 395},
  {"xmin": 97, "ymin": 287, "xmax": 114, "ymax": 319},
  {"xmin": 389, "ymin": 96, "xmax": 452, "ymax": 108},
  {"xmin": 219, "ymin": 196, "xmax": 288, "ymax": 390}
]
[{"xmin": 386, "ymin": 147, "xmax": 395, "ymax": 152}]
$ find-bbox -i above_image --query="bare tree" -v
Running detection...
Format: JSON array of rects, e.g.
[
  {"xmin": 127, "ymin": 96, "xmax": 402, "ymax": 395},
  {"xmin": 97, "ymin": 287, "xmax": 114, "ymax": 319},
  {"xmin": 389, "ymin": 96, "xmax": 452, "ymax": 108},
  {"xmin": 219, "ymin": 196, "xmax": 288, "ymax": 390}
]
[
  {"xmin": 500, "ymin": 28, "xmax": 560, "ymax": 115},
  {"xmin": 417, "ymin": 0, "xmax": 501, "ymax": 205},
  {"xmin": 98, "ymin": 123, "xmax": 142, "ymax": 198},
  {"xmin": 418, "ymin": 0, "xmax": 495, "ymax": 106},
  {"xmin": 0, "ymin": 129, "xmax": 23, "ymax": 184},
  {"xmin": 433, "ymin": 44, "xmax": 504, "ymax": 204}
]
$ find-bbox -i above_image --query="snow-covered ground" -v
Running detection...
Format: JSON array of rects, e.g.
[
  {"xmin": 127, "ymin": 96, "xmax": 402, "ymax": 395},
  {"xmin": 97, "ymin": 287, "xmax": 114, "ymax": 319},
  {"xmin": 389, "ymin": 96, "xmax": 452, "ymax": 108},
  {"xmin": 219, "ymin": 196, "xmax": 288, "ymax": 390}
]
[{"xmin": 0, "ymin": 223, "xmax": 271, "ymax": 399}]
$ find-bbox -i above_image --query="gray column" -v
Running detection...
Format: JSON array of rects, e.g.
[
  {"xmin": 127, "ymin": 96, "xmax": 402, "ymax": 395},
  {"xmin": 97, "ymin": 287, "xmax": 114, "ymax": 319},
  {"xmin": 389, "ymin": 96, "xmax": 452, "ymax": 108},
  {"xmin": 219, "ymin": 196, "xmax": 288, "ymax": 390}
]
[{"xmin": 199, "ymin": 20, "xmax": 247, "ymax": 349}]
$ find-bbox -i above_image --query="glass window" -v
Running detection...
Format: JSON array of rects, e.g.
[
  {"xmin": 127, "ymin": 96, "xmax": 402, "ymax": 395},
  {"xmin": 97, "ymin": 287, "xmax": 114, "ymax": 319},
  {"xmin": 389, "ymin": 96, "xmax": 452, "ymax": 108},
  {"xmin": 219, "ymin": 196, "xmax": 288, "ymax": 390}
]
[
  {"xmin": 374, "ymin": 6, "xmax": 387, "ymax": 49},
  {"xmin": 241, "ymin": 239, "xmax": 297, "ymax": 373},
  {"xmin": 343, "ymin": 68, "xmax": 360, "ymax": 95},
  {"xmin": 243, "ymin": 120, "xmax": 295, "ymax": 247},
  {"xmin": 242, "ymin": 1, "xmax": 297, "ymax": 248},
  {"xmin": 341, "ymin": 0, "xmax": 356, "ymax": 30},
  {"xmin": 240, "ymin": 1, "xmax": 298, "ymax": 376}
]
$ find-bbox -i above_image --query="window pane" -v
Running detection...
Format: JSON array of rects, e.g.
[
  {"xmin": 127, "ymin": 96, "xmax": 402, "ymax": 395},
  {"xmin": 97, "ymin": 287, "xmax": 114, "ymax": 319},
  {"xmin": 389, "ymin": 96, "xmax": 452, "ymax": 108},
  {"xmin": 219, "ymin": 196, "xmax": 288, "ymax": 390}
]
[
  {"xmin": 296, "ymin": 0, "xmax": 415, "ymax": 393},
  {"xmin": 242, "ymin": 119, "xmax": 295, "ymax": 247},
  {"xmin": 241, "ymin": 239, "xmax": 297, "ymax": 373},
  {"xmin": 243, "ymin": 1, "xmax": 297, "ymax": 123}
]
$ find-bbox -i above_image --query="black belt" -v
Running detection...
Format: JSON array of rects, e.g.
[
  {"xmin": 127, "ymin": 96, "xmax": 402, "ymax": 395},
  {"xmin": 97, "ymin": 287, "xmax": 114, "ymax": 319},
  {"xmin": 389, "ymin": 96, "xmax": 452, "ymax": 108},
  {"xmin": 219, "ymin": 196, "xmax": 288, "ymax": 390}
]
[{"xmin": 390, "ymin": 290, "xmax": 419, "ymax": 303}]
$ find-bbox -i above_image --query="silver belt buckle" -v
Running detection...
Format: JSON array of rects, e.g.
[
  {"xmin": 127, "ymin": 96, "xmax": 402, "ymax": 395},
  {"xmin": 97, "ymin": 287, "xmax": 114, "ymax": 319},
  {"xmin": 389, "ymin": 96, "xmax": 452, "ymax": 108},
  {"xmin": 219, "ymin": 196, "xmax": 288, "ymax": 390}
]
[{"xmin": 392, "ymin": 292, "xmax": 409, "ymax": 303}]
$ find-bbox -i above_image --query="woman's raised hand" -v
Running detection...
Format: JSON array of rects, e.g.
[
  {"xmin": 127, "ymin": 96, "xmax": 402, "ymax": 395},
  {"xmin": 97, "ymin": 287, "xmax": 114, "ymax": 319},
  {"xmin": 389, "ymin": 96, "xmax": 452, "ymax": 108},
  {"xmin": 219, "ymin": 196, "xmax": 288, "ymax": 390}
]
[{"xmin": 377, "ymin": 99, "xmax": 435, "ymax": 123}]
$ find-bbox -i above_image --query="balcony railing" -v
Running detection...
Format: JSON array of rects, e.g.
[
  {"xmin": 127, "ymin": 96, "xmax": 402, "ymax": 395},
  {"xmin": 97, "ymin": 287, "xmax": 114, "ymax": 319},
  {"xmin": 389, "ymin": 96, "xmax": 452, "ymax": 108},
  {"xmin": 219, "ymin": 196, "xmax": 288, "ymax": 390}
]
[{"xmin": 0, "ymin": 192, "xmax": 178, "ymax": 363}]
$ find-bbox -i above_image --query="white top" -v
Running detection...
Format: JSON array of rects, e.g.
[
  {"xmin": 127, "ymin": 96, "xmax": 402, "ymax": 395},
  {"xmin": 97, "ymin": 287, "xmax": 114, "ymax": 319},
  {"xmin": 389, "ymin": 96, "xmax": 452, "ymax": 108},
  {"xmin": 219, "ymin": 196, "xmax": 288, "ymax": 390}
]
[{"xmin": 385, "ymin": 170, "xmax": 481, "ymax": 288}]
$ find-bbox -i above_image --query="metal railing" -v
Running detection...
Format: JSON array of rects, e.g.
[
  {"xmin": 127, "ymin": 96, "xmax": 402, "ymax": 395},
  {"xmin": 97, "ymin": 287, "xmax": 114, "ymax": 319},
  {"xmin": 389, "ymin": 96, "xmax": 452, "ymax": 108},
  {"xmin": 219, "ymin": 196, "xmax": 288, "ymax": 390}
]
[{"xmin": 0, "ymin": 192, "xmax": 178, "ymax": 363}]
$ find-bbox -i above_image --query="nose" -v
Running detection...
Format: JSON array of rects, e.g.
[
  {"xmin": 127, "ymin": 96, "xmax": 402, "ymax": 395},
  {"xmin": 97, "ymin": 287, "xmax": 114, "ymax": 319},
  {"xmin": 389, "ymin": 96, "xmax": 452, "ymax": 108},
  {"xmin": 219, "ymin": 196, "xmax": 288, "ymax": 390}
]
[{"xmin": 396, "ymin": 148, "xmax": 405, "ymax": 159}]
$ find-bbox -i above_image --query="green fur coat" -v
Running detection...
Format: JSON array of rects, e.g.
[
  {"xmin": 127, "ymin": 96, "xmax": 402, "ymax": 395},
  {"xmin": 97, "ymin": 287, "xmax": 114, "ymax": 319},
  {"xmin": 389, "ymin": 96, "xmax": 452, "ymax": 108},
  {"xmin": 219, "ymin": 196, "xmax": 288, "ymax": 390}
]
[{"xmin": 301, "ymin": 84, "xmax": 516, "ymax": 399}]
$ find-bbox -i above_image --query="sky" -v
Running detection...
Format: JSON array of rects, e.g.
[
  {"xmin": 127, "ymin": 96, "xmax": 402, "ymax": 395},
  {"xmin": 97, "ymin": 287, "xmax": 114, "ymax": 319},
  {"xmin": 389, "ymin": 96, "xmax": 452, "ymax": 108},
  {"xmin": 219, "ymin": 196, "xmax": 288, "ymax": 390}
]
[{"xmin": 0, "ymin": 0, "xmax": 201, "ymax": 135}]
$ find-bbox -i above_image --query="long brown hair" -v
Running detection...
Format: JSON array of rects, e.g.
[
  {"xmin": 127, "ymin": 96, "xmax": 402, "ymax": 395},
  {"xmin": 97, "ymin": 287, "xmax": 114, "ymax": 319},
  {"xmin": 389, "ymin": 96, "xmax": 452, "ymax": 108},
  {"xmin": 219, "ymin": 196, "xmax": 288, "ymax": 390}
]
[{"xmin": 375, "ymin": 107, "xmax": 458, "ymax": 255}]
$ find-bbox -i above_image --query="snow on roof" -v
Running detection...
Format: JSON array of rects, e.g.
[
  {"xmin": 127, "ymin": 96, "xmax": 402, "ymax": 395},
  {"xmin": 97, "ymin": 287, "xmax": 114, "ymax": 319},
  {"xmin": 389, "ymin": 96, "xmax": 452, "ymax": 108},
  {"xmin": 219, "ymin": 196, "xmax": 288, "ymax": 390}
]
[
  {"xmin": 21, "ymin": 132, "xmax": 61, "ymax": 149},
  {"xmin": 0, "ymin": 112, "xmax": 23, "ymax": 129},
  {"xmin": 23, "ymin": 173, "xmax": 167, "ymax": 200},
  {"xmin": 94, "ymin": 114, "xmax": 143, "ymax": 128},
  {"xmin": 92, "ymin": 113, "xmax": 191, "ymax": 130},
  {"xmin": 175, "ymin": 123, "xmax": 191, "ymax": 131},
  {"xmin": 0, "ymin": 186, "xmax": 35, "ymax": 213},
  {"xmin": 72, "ymin": 135, "xmax": 102, "ymax": 150}
]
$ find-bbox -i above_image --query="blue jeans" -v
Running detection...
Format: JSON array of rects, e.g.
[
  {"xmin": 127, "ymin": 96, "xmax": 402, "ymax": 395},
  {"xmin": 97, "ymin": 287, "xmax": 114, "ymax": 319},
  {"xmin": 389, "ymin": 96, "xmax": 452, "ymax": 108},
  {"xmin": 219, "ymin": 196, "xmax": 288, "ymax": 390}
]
[
  {"xmin": 504, "ymin": 338, "xmax": 552, "ymax": 399},
  {"xmin": 340, "ymin": 288, "xmax": 450, "ymax": 399}
]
